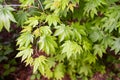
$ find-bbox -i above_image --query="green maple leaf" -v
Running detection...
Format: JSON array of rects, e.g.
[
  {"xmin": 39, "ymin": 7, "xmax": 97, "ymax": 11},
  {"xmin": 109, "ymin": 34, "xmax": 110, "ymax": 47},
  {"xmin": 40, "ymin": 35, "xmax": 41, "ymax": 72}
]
[
  {"xmin": 82, "ymin": 39, "xmax": 92, "ymax": 51},
  {"xmin": 38, "ymin": 35, "xmax": 58, "ymax": 54},
  {"xmin": 54, "ymin": 63, "xmax": 65, "ymax": 80},
  {"xmin": 25, "ymin": 16, "xmax": 40, "ymax": 27},
  {"xmin": 84, "ymin": 53, "xmax": 96, "ymax": 64},
  {"xmin": 111, "ymin": 38, "xmax": 120, "ymax": 54},
  {"xmin": 54, "ymin": 24, "xmax": 72, "ymax": 42},
  {"xmin": 16, "ymin": 11, "xmax": 28, "ymax": 26},
  {"xmin": 33, "ymin": 56, "xmax": 47, "ymax": 73},
  {"xmin": 93, "ymin": 44, "xmax": 106, "ymax": 58},
  {"xmin": 0, "ymin": 5, "xmax": 16, "ymax": 31},
  {"xmin": 89, "ymin": 27, "xmax": 103, "ymax": 42},
  {"xmin": 79, "ymin": 65, "xmax": 91, "ymax": 76},
  {"xmin": 84, "ymin": 0, "xmax": 106, "ymax": 18},
  {"xmin": 61, "ymin": 0, "xmax": 69, "ymax": 10},
  {"xmin": 39, "ymin": 26, "xmax": 52, "ymax": 36},
  {"xmin": 17, "ymin": 32, "xmax": 33, "ymax": 47},
  {"xmin": 16, "ymin": 46, "xmax": 33, "ymax": 61},
  {"xmin": 71, "ymin": 22, "xmax": 86, "ymax": 41},
  {"xmin": 46, "ymin": 13, "xmax": 60, "ymax": 26},
  {"xmin": 61, "ymin": 40, "xmax": 83, "ymax": 59},
  {"xmin": 101, "ymin": 34, "xmax": 114, "ymax": 48}
]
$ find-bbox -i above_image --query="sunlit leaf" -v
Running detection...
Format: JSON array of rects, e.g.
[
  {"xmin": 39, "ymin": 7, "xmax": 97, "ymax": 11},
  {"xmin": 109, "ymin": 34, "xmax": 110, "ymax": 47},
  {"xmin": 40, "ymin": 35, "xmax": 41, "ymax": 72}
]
[
  {"xmin": 0, "ymin": 5, "xmax": 16, "ymax": 31},
  {"xmin": 16, "ymin": 47, "xmax": 33, "ymax": 61}
]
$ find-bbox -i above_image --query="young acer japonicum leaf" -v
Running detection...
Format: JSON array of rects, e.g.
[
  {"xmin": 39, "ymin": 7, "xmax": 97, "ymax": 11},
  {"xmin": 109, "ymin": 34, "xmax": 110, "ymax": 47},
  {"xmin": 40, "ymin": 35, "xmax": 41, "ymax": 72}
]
[
  {"xmin": 61, "ymin": 40, "xmax": 83, "ymax": 59},
  {"xmin": 0, "ymin": 5, "xmax": 16, "ymax": 31},
  {"xmin": 16, "ymin": 11, "xmax": 29, "ymax": 26},
  {"xmin": 46, "ymin": 13, "xmax": 60, "ymax": 26},
  {"xmin": 54, "ymin": 63, "xmax": 65, "ymax": 80},
  {"xmin": 16, "ymin": 31, "xmax": 33, "ymax": 47},
  {"xmin": 54, "ymin": 24, "xmax": 72, "ymax": 42},
  {"xmin": 33, "ymin": 55, "xmax": 47, "ymax": 73},
  {"xmin": 38, "ymin": 35, "xmax": 58, "ymax": 55},
  {"xmin": 93, "ymin": 44, "xmax": 106, "ymax": 58},
  {"xmin": 16, "ymin": 46, "xmax": 33, "ymax": 61},
  {"xmin": 111, "ymin": 37, "xmax": 120, "ymax": 54}
]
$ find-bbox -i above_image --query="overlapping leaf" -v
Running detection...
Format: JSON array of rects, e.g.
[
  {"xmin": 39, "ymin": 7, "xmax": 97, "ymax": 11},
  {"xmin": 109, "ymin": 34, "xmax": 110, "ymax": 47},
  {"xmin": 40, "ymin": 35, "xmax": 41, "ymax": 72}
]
[
  {"xmin": 38, "ymin": 35, "xmax": 57, "ymax": 54},
  {"xmin": 54, "ymin": 63, "xmax": 65, "ymax": 80},
  {"xmin": 46, "ymin": 14, "xmax": 60, "ymax": 26},
  {"xmin": 54, "ymin": 24, "xmax": 72, "ymax": 42},
  {"xmin": 61, "ymin": 40, "xmax": 83, "ymax": 59},
  {"xmin": 0, "ymin": 5, "xmax": 16, "ymax": 31},
  {"xmin": 93, "ymin": 44, "xmax": 106, "ymax": 58},
  {"xmin": 17, "ymin": 32, "xmax": 33, "ymax": 47},
  {"xmin": 111, "ymin": 37, "xmax": 120, "ymax": 54},
  {"xmin": 33, "ymin": 56, "xmax": 47, "ymax": 73},
  {"xmin": 16, "ymin": 46, "xmax": 33, "ymax": 61},
  {"xmin": 16, "ymin": 11, "xmax": 28, "ymax": 26},
  {"xmin": 71, "ymin": 22, "xmax": 86, "ymax": 41}
]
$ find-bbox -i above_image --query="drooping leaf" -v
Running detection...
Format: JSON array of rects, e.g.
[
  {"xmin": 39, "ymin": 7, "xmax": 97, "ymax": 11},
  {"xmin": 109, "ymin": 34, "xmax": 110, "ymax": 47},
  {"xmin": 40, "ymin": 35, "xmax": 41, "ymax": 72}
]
[
  {"xmin": 0, "ymin": 5, "xmax": 16, "ymax": 31},
  {"xmin": 16, "ymin": 11, "xmax": 29, "ymax": 26},
  {"xmin": 79, "ymin": 65, "xmax": 92, "ymax": 76},
  {"xmin": 89, "ymin": 27, "xmax": 103, "ymax": 42},
  {"xmin": 111, "ymin": 37, "xmax": 120, "ymax": 54},
  {"xmin": 71, "ymin": 22, "xmax": 86, "ymax": 41},
  {"xmin": 16, "ymin": 46, "xmax": 33, "ymax": 61},
  {"xmin": 84, "ymin": 0, "xmax": 106, "ymax": 18},
  {"xmin": 54, "ymin": 63, "xmax": 65, "ymax": 80},
  {"xmin": 39, "ymin": 26, "xmax": 52, "ymax": 36},
  {"xmin": 38, "ymin": 35, "xmax": 58, "ymax": 54},
  {"xmin": 33, "ymin": 56, "xmax": 47, "ymax": 73},
  {"xmin": 46, "ymin": 13, "xmax": 60, "ymax": 26},
  {"xmin": 61, "ymin": 40, "xmax": 83, "ymax": 59},
  {"xmin": 17, "ymin": 32, "xmax": 33, "ymax": 47},
  {"xmin": 93, "ymin": 44, "xmax": 106, "ymax": 58},
  {"xmin": 25, "ymin": 16, "xmax": 40, "ymax": 27},
  {"xmin": 54, "ymin": 24, "xmax": 72, "ymax": 42}
]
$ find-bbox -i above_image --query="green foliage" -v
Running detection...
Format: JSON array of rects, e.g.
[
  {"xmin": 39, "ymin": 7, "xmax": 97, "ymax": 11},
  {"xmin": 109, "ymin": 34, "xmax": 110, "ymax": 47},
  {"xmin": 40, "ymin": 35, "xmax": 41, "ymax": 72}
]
[
  {"xmin": 0, "ymin": 44, "xmax": 13, "ymax": 62},
  {"xmin": 1, "ymin": 0, "xmax": 120, "ymax": 80},
  {"xmin": 0, "ymin": 5, "xmax": 16, "ymax": 31}
]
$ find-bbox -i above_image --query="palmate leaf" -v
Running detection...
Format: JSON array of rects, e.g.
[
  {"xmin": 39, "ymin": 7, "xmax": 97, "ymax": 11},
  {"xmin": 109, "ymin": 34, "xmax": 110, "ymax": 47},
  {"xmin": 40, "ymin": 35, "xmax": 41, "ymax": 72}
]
[
  {"xmin": 16, "ymin": 46, "xmax": 33, "ymax": 61},
  {"xmin": 17, "ymin": 32, "xmax": 33, "ymax": 47},
  {"xmin": 83, "ymin": 39, "xmax": 92, "ymax": 51},
  {"xmin": 93, "ymin": 44, "xmax": 106, "ymax": 58},
  {"xmin": 54, "ymin": 63, "xmax": 65, "ymax": 80},
  {"xmin": 61, "ymin": 0, "xmax": 69, "ymax": 10},
  {"xmin": 61, "ymin": 40, "xmax": 83, "ymax": 59},
  {"xmin": 89, "ymin": 27, "xmax": 103, "ymax": 42},
  {"xmin": 111, "ymin": 38, "xmax": 120, "ymax": 54},
  {"xmin": 54, "ymin": 24, "xmax": 72, "ymax": 42},
  {"xmin": 79, "ymin": 65, "xmax": 92, "ymax": 76},
  {"xmin": 0, "ymin": 5, "xmax": 16, "ymax": 31},
  {"xmin": 71, "ymin": 22, "xmax": 86, "ymax": 41},
  {"xmin": 84, "ymin": 0, "xmax": 106, "ymax": 18},
  {"xmin": 101, "ymin": 34, "xmax": 114, "ymax": 48},
  {"xmin": 16, "ymin": 11, "xmax": 28, "ymax": 26},
  {"xmin": 39, "ymin": 26, "xmax": 52, "ymax": 36},
  {"xmin": 101, "ymin": 6, "xmax": 120, "ymax": 33},
  {"xmin": 25, "ymin": 16, "xmax": 40, "ymax": 27},
  {"xmin": 44, "ymin": 0, "xmax": 69, "ymax": 12},
  {"xmin": 33, "ymin": 56, "xmax": 47, "ymax": 73},
  {"xmin": 46, "ymin": 13, "xmax": 60, "ymax": 26},
  {"xmin": 38, "ymin": 35, "xmax": 58, "ymax": 54}
]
